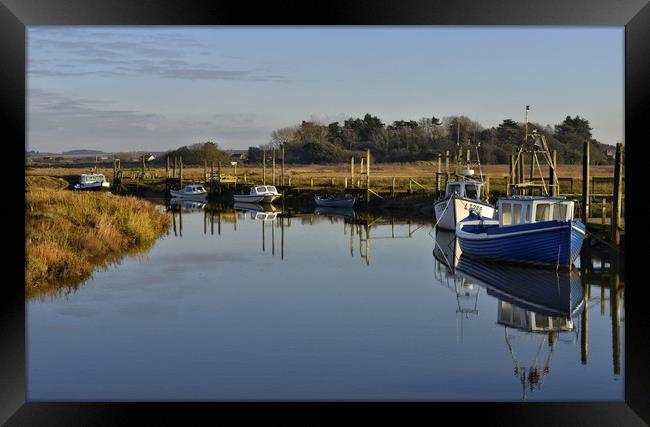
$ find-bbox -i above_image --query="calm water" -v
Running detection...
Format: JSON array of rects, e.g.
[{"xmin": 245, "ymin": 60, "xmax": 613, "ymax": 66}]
[{"xmin": 27, "ymin": 200, "xmax": 624, "ymax": 401}]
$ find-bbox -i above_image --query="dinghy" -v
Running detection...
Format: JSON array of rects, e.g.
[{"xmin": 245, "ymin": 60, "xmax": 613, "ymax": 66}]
[{"xmin": 314, "ymin": 195, "xmax": 355, "ymax": 208}]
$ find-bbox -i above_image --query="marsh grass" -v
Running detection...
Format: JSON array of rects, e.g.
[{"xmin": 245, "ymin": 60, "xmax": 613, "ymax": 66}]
[{"xmin": 25, "ymin": 185, "xmax": 170, "ymax": 300}]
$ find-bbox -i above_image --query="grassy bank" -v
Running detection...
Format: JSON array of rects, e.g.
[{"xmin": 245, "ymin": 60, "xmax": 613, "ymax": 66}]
[{"xmin": 26, "ymin": 183, "xmax": 170, "ymax": 299}]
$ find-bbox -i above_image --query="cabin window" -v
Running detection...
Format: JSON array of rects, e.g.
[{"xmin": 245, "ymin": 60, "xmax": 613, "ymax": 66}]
[
  {"xmin": 267, "ymin": 186, "xmax": 277, "ymax": 192},
  {"xmin": 465, "ymin": 184, "xmax": 477, "ymax": 199},
  {"xmin": 256, "ymin": 187, "xmax": 266, "ymax": 193},
  {"xmin": 552, "ymin": 203, "xmax": 568, "ymax": 221},
  {"xmin": 501, "ymin": 203, "xmax": 512, "ymax": 225},
  {"xmin": 513, "ymin": 204, "xmax": 522, "ymax": 224},
  {"xmin": 447, "ymin": 184, "xmax": 462, "ymax": 196},
  {"xmin": 525, "ymin": 205, "xmax": 531, "ymax": 222},
  {"xmin": 499, "ymin": 302, "xmax": 512, "ymax": 323},
  {"xmin": 535, "ymin": 314, "xmax": 550, "ymax": 329},
  {"xmin": 535, "ymin": 203, "xmax": 551, "ymax": 222}
]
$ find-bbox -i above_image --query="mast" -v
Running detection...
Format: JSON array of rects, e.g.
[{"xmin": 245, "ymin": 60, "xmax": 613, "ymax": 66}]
[{"xmin": 510, "ymin": 106, "xmax": 558, "ymax": 196}]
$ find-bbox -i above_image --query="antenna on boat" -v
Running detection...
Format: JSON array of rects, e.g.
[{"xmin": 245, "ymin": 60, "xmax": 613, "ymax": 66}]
[{"xmin": 510, "ymin": 106, "xmax": 559, "ymax": 196}]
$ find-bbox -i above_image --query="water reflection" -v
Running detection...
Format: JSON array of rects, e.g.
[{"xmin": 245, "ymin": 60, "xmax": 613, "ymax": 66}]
[
  {"xmin": 166, "ymin": 202, "xmax": 428, "ymax": 267},
  {"xmin": 432, "ymin": 230, "xmax": 624, "ymax": 400},
  {"xmin": 28, "ymin": 199, "xmax": 624, "ymax": 401}
]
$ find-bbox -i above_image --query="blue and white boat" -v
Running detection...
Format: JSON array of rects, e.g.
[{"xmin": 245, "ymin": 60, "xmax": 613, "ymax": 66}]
[{"xmin": 455, "ymin": 196, "xmax": 586, "ymax": 269}]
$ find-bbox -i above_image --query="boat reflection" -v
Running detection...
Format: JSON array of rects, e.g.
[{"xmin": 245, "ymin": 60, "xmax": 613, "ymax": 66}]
[
  {"xmin": 169, "ymin": 198, "xmax": 206, "ymax": 212},
  {"xmin": 314, "ymin": 206, "xmax": 356, "ymax": 219},
  {"xmin": 433, "ymin": 232, "xmax": 586, "ymax": 400},
  {"xmin": 233, "ymin": 202, "xmax": 279, "ymax": 213}
]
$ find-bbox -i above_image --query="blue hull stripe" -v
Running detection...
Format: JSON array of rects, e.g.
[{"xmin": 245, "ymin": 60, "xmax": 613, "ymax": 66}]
[{"xmin": 458, "ymin": 221, "xmax": 585, "ymax": 267}]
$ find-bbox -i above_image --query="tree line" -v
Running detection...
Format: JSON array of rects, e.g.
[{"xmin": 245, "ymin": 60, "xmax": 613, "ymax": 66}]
[{"xmin": 247, "ymin": 113, "xmax": 614, "ymax": 165}]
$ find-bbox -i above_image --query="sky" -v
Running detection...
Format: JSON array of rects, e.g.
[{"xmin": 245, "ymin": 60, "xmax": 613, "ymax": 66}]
[{"xmin": 27, "ymin": 27, "xmax": 624, "ymax": 153}]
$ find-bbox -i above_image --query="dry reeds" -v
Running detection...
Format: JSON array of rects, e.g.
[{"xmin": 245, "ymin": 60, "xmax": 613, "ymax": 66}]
[{"xmin": 25, "ymin": 186, "xmax": 170, "ymax": 299}]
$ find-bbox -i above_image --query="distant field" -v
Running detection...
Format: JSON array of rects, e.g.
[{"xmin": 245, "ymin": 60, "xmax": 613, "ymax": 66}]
[
  {"xmin": 25, "ymin": 162, "xmax": 616, "ymax": 180},
  {"xmin": 25, "ymin": 162, "xmax": 619, "ymax": 196}
]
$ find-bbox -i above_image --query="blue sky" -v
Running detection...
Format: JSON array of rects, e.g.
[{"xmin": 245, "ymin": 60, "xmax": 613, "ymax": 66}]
[{"xmin": 27, "ymin": 27, "xmax": 623, "ymax": 152}]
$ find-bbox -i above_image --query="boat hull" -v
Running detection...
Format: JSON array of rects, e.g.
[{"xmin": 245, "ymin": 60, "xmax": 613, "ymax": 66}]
[
  {"xmin": 433, "ymin": 195, "xmax": 495, "ymax": 231},
  {"xmin": 72, "ymin": 182, "xmax": 111, "ymax": 191},
  {"xmin": 456, "ymin": 219, "xmax": 586, "ymax": 268},
  {"xmin": 169, "ymin": 190, "xmax": 208, "ymax": 200},
  {"xmin": 314, "ymin": 197, "xmax": 355, "ymax": 208},
  {"xmin": 233, "ymin": 194, "xmax": 266, "ymax": 203}
]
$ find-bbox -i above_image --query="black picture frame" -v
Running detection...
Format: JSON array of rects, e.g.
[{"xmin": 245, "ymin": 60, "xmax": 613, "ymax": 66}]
[{"xmin": 3, "ymin": 0, "xmax": 648, "ymax": 424}]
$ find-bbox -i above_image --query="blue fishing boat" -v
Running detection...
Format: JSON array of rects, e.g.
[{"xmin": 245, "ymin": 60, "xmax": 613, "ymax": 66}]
[{"xmin": 455, "ymin": 196, "xmax": 586, "ymax": 269}]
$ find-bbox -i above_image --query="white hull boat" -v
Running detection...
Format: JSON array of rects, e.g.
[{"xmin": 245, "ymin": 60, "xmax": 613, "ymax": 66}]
[
  {"xmin": 73, "ymin": 173, "xmax": 111, "ymax": 191},
  {"xmin": 234, "ymin": 185, "xmax": 282, "ymax": 204},
  {"xmin": 314, "ymin": 196, "xmax": 355, "ymax": 208},
  {"xmin": 433, "ymin": 180, "xmax": 495, "ymax": 231},
  {"xmin": 170, "ymin": 184, "xmax": 208, "ymax": 200}
]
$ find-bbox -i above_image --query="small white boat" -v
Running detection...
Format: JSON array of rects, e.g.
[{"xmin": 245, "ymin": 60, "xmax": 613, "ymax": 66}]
[
  {"xmin": 433, "ymin": 180, "xmax": 495, "ymax": 231},
  {"xmin": 73, "ymin": 173, "xmax": 111, "ymax": 191},
  {"xmin": 314, "ymin": 195, "xmax": 355, "ymax": 208},
  {"xmin": 233, "ymin": 186, "xmax": 282, "ymax": 204},
  {"xmin": 170, "ymin": 184, "xmax": 208, "ymax": 200}
]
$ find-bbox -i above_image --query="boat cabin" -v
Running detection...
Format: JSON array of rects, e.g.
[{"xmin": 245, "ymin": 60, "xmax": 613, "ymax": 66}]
[
  {"xmin": 250, "ymin": 186, "xmax": 279, "ymax": 195},
  {"xmin": 80, "ymin": 173, "xmax": 107, "ymax": 184},
  {"xmin": 182, "ymin": 185, "xmax": 206, "ymax": 193},
  {"xmin": 445, "ymin": 181, "xmax": 486, "ymax": 201},
  {"xmin": 498, "ymin": 196, "xmax": 575, "ymax": 226}
]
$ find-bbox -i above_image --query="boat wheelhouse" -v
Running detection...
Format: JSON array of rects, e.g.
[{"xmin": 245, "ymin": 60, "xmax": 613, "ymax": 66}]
[
  {"xmin": 233, "ymin": 186, "xmax": 282, "ymax": 204},
  {"xmin": 433, "ymin": 180, "xmax": 496, "ymax": 231},
  {"xmin": 455, "ymin": 196, "xmax": 586, "ymax": 269},
  {"xmin": 73, "ymin": 173, "xmax": 111, "ymax": 191}
]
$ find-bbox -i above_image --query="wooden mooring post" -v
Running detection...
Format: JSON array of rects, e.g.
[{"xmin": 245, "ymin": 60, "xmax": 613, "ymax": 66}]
[
  {"xmin": 366, "ymin": 149, "xmax": 371, "ymax": 203},
  {"xmin": 272, "ymin": 149, "xmax": 276, "ymax": 185},
  {"xmin": 549, "ymin": 150, "xmax": 557, "ymax": 196},
  {"xmin": 611, "ymin": 143, "xmax": 623, "ymax": 245},
  {"xmin": 582, "ymin": 140, "xmax": 590, "ymax": 224},
  {"xmin": 179, "ymin": 156, "xmax": 183, "ymax": 188},
  {"xmin": 350, "ymin": 157, "xmax": 355, "ymax": 189},
  {"xmin": 262, "ymin": 150, "xmax": 266, "ymax": 185}
]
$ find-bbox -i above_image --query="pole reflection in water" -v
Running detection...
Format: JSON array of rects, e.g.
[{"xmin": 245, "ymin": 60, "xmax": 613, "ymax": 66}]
[{"xmin": 432, "ymin": 226, "xmax": 624, "ymax": 400}]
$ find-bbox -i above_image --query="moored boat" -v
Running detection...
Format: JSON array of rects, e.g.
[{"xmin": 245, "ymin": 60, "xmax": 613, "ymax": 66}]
[
  {"xmin": 233, "ymin": 186, "xmax": 282, "ymax": 204},
  {"xmin": 72, "ymin": 173, "xmax": 111, "ymax": 191},
  {"xmin": 433, "ymin": 180, "xmax": 496, "ymax": 230},
  {"xmin": 455, "ymin": 196, "xmax": 586, "ymax": 269},
  {"xmin": 170, "ymin": 184, "xmax": 208, "ymax": 200},
  {"xmin": 314, "ymin": 195, "xmax": 355, "ymax": 208}
]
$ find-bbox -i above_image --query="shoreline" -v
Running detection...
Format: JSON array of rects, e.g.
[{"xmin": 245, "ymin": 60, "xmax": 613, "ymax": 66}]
[{"xmin": 25, "ymin": 178, "xmax": 171, "ymax": 299}]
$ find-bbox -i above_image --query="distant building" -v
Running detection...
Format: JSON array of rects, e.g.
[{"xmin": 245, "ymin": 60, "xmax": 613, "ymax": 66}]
[
  {"xmin": 606, "ymin": 148, "xmax": 615, "ymax": 158},
  {"xmin": 225, "ymin": 150, "xmax": 248, "ymax": 162}
]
